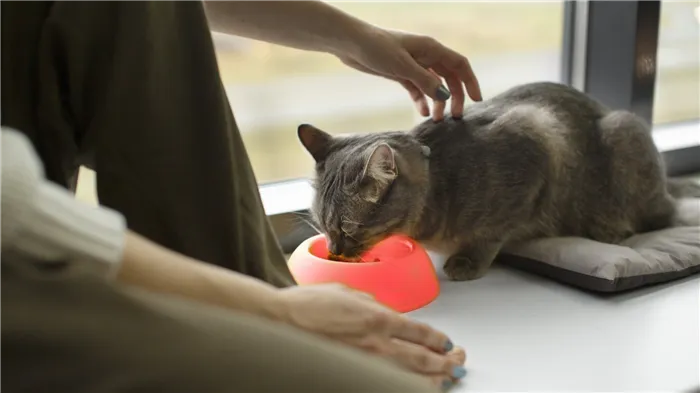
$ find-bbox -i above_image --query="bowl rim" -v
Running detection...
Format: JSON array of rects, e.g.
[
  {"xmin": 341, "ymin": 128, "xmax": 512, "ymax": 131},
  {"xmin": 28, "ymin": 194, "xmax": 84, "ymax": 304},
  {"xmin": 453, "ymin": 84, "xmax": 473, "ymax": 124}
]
[{"xmin": 300, "ymin": 234, "xmax": 422, "ymax": 267}]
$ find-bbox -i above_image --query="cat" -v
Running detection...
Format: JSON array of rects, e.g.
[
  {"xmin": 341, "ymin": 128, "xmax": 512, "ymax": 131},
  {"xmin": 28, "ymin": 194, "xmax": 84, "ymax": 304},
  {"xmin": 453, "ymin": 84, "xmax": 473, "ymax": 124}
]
[{"xmin": 298, "ymin": 82, "xmax": 700, "ymax": 281}]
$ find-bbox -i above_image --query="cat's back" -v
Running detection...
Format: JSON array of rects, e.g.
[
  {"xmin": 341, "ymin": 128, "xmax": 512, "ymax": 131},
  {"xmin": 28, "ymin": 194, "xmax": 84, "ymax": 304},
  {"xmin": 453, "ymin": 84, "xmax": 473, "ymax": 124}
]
[
  {"xmin": 490, "ymin": 82, "xmax": 609, "ymax": 116},
  {"xmin": 409, "ymin": 83, "xmax": 592, "ymax": 149},
  {"xmin": 410, "ymin": 82, "xmax": 608, "ymax": 142},
  {"xmin": 407, "ymin": 82, "xmax": 616, "ymax": 183}
]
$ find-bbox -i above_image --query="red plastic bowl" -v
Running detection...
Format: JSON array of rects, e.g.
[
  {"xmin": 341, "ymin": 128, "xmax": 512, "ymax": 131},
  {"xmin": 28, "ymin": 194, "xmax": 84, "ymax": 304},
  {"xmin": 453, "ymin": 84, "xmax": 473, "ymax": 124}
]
[{"xmin": 287, "ymin": 234, "xmax": 440, "ymax": 313}]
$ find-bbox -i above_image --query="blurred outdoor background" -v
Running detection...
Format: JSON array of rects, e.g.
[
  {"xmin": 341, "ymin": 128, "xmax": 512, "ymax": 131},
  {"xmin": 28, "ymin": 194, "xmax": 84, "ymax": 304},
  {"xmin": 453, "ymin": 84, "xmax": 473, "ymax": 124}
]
[
  {"xmin": 215, "ymin": 1, "xmax": 565, "ymax": 183},
  {"xmin": 76, "ymin": 1, "xmax": 699, "ymax": 203},
  {"xmin": 214, "ymin": 0, "xmax": 699, "ymax": 184}
]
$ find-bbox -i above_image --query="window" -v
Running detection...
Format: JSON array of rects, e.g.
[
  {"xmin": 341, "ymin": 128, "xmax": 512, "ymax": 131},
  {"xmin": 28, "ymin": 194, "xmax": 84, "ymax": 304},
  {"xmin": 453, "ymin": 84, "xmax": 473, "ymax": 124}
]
[
  {"xmin": 215, "ymin": 1, "xmax": 566, "ymax": 184},
  {"xmin": 653, "ymin": 0, "xmax": 700, "ymax": 125},
  {"xmin": 74, "ymin": 1, "xmax": 700, "ymax": 251}
]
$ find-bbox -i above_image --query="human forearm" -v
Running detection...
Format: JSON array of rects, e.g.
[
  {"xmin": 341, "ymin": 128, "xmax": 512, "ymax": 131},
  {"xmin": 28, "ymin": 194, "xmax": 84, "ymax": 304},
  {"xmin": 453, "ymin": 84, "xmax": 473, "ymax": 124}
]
[
  {"xmin": 116, "ymin": 231, "xmax": 285, "ymax": 321},
  {"xmin": 203, "ymin": 0, "xmax": 372, "ymax": 56},
  {"xmin": 1, "ymin": 127, "xmax": 286, "ymax": 320}
]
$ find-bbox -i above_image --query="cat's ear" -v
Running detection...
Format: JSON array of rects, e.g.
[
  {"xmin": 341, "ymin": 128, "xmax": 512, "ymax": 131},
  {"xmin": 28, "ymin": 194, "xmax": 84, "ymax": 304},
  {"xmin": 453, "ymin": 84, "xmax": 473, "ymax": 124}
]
[
  {"xmin": 298, "ymin": 124, "xmax": 332, "ymax": 162},
  {"xmin": 362, "ymin": 143, "xmax": 398, "ymax": 181},
  {"xmin": 360, "ymin": 143, "xmax": 398, "ymax": 202}
]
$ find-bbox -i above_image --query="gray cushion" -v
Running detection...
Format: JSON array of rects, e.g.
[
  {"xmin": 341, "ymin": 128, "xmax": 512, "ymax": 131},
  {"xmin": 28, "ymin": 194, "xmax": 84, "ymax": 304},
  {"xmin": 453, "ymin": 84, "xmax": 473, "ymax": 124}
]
[{"xmin": 498, "ymin": 198, "xmax": 700, "ymax": 292}]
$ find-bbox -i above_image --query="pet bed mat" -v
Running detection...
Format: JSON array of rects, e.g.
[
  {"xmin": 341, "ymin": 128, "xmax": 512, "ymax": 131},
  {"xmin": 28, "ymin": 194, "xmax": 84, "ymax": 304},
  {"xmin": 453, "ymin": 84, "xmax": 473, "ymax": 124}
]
[{"xmin": 498, "ymin": 198, "xmax": 700, "ymax": 292}]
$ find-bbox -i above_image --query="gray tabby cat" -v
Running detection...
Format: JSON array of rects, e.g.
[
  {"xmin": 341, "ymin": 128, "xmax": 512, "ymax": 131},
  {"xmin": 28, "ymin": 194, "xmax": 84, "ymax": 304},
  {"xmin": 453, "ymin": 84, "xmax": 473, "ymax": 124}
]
[{"xmin": 298, "ymin": 82, "xmax": 700, "ymax": 281}]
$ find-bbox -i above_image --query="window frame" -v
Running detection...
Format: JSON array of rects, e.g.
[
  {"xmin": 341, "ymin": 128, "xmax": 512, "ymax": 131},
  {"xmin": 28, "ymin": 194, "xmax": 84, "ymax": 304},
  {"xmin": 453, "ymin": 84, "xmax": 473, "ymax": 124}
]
[
  {"xmin": 565, "ymin": 0, "xmax": 700, "ymax": 176},
  {"xmin": 261, "ymin": 0, "xmax": 700, "ymax": 253}
]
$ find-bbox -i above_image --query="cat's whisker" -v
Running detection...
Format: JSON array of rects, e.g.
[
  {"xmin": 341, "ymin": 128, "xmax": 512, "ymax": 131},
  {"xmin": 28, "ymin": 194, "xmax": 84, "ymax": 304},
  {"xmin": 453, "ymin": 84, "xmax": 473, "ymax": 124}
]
[
  {"xmin": 343, "ymin": 230, "xmax": 359, "ymax": 242},
  {"xmin": 293, "ymin": 212, "xmax": 323, "ymax": 235},
  {"xmin": 341, "ymin": 215, "xmax": 364, "ymax": 226}
]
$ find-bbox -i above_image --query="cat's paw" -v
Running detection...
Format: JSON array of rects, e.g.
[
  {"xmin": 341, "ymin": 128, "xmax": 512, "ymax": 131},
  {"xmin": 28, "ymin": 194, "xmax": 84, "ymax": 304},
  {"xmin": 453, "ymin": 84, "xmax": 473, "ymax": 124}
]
[{"xmin": 443, "ymin": 255, "xmax": 489, "ymax": 281}]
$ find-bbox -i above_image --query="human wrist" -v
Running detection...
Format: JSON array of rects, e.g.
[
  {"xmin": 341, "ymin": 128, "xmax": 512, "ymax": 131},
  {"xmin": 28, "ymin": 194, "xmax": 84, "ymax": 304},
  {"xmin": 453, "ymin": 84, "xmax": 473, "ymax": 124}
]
[{"xmin": 261, "ymin": 288, "xmax": 292, "ymax": 323}]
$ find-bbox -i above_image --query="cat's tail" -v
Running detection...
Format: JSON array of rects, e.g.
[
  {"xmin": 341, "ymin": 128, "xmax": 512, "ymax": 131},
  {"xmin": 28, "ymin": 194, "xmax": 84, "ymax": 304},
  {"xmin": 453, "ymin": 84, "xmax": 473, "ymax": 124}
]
[{"xmin": 667, "ymin": 177, "xmax": 700, "ymax": 199}]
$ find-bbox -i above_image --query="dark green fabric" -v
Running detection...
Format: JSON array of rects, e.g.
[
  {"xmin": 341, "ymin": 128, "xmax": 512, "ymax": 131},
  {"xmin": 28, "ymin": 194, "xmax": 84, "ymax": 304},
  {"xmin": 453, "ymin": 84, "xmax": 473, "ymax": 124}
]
[
  {"xmin": 1, "ymin": 259, "xmax": 435, "ymax": 393},
  {"xmin": 1, "ymin": 1, "xmax": 293, "ymax": 287}
]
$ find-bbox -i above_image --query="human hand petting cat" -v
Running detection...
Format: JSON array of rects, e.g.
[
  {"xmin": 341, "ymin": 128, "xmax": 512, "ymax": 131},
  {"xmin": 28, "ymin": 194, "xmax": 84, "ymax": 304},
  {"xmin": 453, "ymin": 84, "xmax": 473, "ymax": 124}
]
[
  {"xmin": 277, "ymin": 283, "xmax": 467, "ymax": 389},
  {"xmin": 337, "ymin": 27, "xmax": 482, "ymax": 122},
  {"xmin": 205, "ymin": 2, "xmax": 479, "ymax": 122}
]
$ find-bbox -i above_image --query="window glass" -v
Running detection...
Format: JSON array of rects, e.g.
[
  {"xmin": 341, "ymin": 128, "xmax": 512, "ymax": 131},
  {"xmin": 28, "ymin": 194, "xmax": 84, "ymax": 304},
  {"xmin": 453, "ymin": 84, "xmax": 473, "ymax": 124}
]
[
  {"xmin": 653, "ymin": 0, "xmax": 700, "ymax": 125},
  {"xmin": 216, "ymin": 1, "xmax": 565, "ymax": 184}
]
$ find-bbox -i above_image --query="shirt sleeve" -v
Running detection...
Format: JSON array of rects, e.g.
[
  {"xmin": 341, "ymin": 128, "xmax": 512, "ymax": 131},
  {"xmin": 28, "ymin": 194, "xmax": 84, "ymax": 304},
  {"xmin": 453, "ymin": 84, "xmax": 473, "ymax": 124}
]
[{"xmin": 1, "ymin": 127, "xmax": 126, "ymax": 278}]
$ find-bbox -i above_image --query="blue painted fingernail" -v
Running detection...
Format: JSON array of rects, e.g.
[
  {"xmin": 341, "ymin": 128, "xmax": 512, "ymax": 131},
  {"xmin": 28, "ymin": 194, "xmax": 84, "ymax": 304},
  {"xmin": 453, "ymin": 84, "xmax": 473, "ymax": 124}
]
[
  {"xmin": 443, "ymin": 339, "xmax": 454, "ymax": 352},
  {"xmin": 452, "ymin": 365, "xmax": 467, "ymax": 379},
  {"xmin": 436, "ymin": 85, "xmax": 451, "ymax": 101},
  {"xmin": 441, "ymin": 379, "xmax": 453, "ymax": 391}
]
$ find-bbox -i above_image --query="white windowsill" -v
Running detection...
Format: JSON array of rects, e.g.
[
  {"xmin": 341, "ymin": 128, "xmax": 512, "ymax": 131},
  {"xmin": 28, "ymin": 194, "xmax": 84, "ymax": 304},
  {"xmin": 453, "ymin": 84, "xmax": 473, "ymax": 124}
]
[{"xmin": 652, "ymin": 120, "xmax": 700, "ymax": 152}]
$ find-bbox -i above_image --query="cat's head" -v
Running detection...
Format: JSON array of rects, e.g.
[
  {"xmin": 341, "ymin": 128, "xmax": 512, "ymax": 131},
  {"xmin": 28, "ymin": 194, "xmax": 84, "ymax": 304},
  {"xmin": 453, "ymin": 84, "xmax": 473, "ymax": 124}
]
[{"xmin": 298, "ymin": 124, "xmax": 430, "ymax": 260}]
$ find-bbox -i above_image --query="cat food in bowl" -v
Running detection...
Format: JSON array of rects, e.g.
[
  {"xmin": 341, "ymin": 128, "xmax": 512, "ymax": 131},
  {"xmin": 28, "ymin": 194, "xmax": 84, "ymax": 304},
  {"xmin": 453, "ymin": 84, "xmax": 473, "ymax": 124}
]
[{"xmin": 287, "ymin": 234, "xmax": 440, "ymax": 313}]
